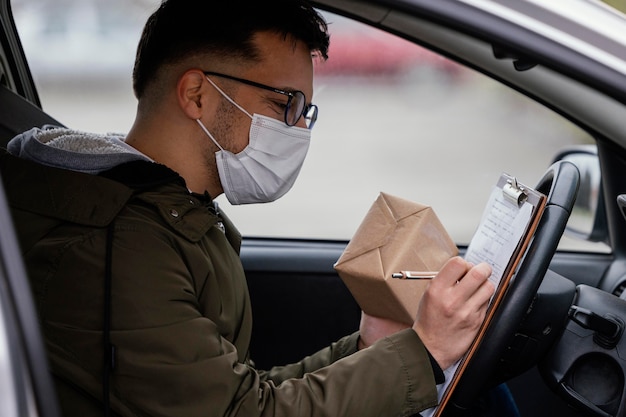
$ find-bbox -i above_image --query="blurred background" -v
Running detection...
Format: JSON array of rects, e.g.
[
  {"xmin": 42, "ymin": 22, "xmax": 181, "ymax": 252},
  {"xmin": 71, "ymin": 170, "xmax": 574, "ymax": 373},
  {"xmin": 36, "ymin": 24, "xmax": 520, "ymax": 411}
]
[{"xmin": 10, "ymin": 0, "xmax": 620, "ymax": 252}]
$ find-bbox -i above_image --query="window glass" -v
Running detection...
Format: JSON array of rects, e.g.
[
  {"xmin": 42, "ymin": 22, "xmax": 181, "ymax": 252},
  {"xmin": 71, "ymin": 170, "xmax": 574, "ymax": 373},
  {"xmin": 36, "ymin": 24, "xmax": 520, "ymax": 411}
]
[
  {"xmin": 11, "ymin": 0, "xmax": 153, "ymax": 132},
  {"xmin": 12, "ymin": 1, "xmax": 607, "ymax": 252}
]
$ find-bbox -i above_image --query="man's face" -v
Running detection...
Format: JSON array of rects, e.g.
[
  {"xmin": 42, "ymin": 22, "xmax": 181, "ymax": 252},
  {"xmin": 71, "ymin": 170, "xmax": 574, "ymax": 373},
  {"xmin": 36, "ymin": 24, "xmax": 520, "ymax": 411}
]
[{"xmin": 207, "ymin": 31, "xmax": 315, "ymax": 154}]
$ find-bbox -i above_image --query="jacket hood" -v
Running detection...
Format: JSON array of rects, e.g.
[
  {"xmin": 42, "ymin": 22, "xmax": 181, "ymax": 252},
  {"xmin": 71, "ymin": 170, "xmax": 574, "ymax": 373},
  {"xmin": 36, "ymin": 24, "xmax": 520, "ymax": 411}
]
[{"xmin": 7, "ymin": 125, "xmax": 151, "ymax": 174}]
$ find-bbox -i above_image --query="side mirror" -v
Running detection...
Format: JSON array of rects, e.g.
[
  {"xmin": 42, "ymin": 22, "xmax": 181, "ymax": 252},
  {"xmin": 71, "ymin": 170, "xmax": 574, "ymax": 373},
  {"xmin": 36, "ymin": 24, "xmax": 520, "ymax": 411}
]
[{"xmin": 552, "ymin": 145, "xmax": 607, "ymax": 243}]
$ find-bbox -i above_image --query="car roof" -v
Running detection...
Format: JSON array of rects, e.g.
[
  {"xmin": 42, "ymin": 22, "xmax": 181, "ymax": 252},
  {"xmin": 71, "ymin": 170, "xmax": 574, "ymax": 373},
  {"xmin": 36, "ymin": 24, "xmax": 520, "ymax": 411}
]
[
  {"xmin": 326, "ymin": 0, "xmax": 626, "ymax": 60},
  {"xmin": 464, "ymin": 0, "xmax": 626, "ymax": 66},
  {"xmin": 314, "ymin": 0, "xmax": 626, "ymax": 147}
]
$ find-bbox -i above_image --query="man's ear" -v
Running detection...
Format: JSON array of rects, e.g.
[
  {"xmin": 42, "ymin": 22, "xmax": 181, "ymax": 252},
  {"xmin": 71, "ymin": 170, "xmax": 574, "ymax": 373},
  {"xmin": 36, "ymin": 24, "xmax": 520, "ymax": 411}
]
[{"xmin": 177, "ymin": 69, "xmax": 213, "ymax": 120}]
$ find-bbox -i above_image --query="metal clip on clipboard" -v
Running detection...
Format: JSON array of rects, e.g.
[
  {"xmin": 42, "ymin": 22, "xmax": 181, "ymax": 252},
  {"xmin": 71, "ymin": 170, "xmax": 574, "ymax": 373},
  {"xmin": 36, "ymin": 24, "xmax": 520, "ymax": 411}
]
[{"xmin": 502, "ymin": 176, "xmax": 528, "ymax": 206}]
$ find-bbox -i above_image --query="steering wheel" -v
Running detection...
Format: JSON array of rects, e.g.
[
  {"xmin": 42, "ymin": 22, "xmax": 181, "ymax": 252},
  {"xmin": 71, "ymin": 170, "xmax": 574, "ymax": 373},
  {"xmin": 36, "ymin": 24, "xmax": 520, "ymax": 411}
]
[{"xmin": 442, "ymin": 160, "xmax": 580, "ymax": 416}]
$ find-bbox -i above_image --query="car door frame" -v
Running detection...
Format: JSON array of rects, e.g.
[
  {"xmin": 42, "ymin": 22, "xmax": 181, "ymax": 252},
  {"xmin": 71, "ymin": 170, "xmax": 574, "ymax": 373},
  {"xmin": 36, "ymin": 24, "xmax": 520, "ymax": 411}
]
[{"xmin": 0, "ymin": 174, "xmax": 61, "ymax": 417}]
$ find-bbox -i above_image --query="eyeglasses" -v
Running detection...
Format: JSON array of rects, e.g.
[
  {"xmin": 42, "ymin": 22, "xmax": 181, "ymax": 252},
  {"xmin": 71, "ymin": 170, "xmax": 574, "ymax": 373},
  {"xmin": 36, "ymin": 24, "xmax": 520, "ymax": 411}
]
[{"xmin": 203, "ymin": 71, "xmax": 318, "ymax": 129}]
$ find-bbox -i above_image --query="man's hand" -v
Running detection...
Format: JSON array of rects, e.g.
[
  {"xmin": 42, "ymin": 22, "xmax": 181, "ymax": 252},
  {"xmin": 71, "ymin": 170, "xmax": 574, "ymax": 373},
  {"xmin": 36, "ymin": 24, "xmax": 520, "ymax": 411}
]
[
  {"xmin": 358, "ymin": 312, "xmax": 411, "ymax": 350},
  {"xmin": 413, "ymin": 256, "xmax": 494, "ymax": 370}
]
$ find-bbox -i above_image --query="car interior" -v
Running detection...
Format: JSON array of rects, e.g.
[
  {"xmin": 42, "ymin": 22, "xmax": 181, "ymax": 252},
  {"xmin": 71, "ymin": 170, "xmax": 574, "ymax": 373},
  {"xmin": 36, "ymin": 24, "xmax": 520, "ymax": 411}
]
[{"xmin": 1, "ymin": 0, "xmax": 626, "ymax": 417}]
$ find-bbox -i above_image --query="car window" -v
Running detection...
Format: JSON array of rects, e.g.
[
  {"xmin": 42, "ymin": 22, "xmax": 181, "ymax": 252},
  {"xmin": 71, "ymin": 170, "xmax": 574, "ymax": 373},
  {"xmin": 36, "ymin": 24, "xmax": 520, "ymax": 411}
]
[{"xmin": 12, "ymin": 0, "xmax": 609, "ymax": 252}]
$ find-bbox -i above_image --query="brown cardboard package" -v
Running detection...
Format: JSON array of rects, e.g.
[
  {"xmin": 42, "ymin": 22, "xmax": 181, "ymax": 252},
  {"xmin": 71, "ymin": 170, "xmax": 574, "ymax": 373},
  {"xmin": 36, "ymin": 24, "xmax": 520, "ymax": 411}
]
[{"xmin": 334, "ymin": 192, "xmax": 458, "ymax": 325}]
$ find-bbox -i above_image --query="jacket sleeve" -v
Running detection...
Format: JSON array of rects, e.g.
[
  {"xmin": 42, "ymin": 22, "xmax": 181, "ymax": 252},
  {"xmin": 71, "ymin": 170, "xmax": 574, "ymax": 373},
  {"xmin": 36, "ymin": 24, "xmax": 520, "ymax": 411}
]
[
  {"xmin": 44, "ymin": 223, "xmax": 439, "ymax": 417},
  {"xmin": 256, "ymin": 332, "xmax": 360, "ymax": 385},
  {"xmin": 253, "ymin": 329, "xmax": 440, "ymax": 416}
]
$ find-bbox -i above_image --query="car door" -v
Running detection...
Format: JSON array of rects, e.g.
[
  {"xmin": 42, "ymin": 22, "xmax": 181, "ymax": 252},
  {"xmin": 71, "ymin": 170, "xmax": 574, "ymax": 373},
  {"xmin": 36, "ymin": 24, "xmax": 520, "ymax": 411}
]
[
  {"xmin": 0, "ymin": 172, "xmax": 61, "ymax": 417},
  {"xmin": 0, "ymin": 2, "xmax": 61, "ymax": 416}
]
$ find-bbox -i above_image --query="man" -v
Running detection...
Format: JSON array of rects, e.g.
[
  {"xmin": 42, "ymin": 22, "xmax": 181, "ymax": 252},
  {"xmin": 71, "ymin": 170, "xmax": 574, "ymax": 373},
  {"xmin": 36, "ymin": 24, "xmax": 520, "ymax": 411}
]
[{"xmin": 0, "ymin": 0, "xmax": 496, "ymax": 416}]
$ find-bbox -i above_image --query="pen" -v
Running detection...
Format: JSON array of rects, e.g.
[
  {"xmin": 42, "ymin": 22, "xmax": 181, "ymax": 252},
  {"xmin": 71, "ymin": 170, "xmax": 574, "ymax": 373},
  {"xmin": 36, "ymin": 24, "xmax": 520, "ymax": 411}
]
[{"xmin": 391, "ymin": 271, "xmax": 438, "ymax": 279}]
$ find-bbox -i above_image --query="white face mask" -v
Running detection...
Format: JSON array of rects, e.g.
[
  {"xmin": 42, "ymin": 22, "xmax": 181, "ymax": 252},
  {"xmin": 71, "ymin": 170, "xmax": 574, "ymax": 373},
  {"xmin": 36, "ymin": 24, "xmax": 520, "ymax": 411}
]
[{"xmin": 197, "ymin": 76, "xmax": 311, "ymax": 205}]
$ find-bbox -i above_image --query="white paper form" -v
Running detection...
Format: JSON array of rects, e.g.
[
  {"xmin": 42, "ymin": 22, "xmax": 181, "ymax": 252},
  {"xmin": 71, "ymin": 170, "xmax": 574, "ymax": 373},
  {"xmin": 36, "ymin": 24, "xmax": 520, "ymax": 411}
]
[{"xmin": 464, "ymin": 186, "xmax": 533, "ymax": 289}]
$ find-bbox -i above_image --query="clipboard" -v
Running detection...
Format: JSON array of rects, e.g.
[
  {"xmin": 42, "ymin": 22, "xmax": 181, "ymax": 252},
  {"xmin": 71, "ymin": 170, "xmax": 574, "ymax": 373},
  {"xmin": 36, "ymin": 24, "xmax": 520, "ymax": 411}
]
[{"xmin": 428, "ymin": 173, "xmax": 547, "ymax": 417}]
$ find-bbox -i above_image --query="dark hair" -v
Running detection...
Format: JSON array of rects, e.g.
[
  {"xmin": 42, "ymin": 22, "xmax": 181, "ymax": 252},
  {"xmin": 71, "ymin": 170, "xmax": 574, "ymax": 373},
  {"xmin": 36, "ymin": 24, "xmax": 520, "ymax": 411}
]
[{"xmin": 132, "ymin": 0, "xmax": 329, "ymax": 99}]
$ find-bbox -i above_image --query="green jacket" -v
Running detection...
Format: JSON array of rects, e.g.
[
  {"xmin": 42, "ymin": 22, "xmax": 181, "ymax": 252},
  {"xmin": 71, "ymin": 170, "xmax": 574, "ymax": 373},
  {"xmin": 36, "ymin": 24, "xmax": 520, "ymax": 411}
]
[{"xmin": 0, "ymin": 149, "xmax": 438, "ymax": 417}]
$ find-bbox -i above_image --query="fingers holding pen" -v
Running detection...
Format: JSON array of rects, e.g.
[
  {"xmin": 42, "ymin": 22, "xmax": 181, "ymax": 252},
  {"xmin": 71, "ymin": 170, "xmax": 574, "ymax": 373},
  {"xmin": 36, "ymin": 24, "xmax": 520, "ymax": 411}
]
[
  {"xmin": 447, "ymin": 259, "xmax": 495, "ymax": 319},
  {"xmin": 430, "ymin": 257, "xmax": 494, "ymax": 295},
  {"xmin": 413, "ymin": 257, "xmax": 495, "ymax": 369}
]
